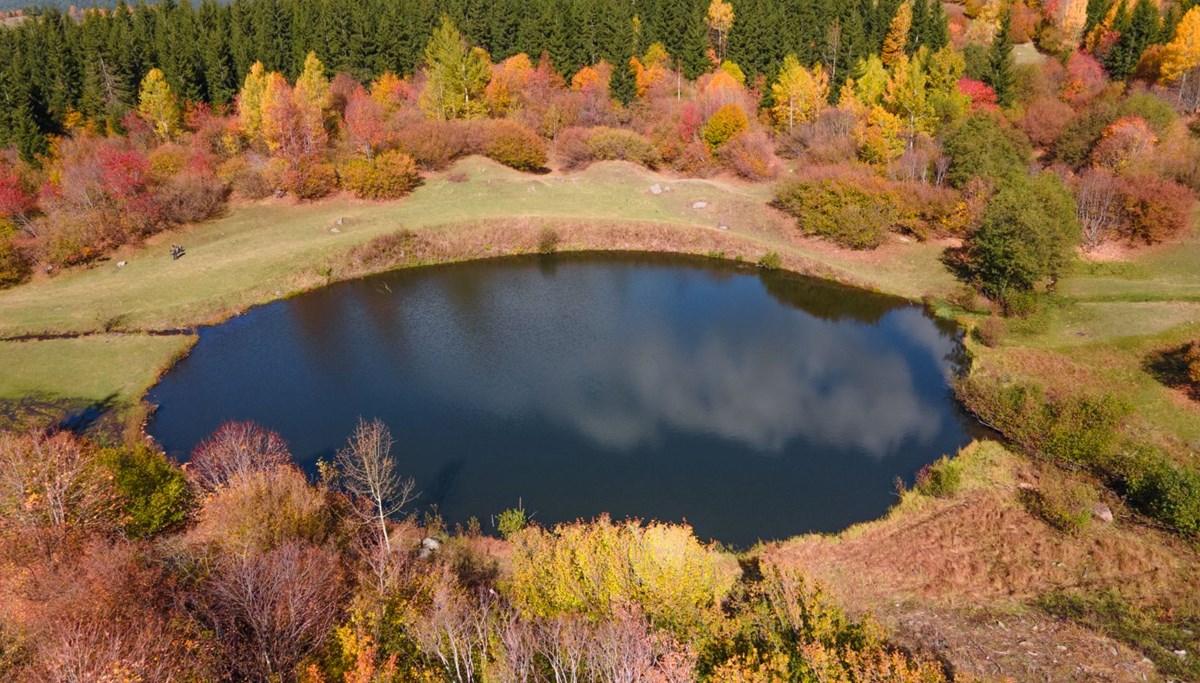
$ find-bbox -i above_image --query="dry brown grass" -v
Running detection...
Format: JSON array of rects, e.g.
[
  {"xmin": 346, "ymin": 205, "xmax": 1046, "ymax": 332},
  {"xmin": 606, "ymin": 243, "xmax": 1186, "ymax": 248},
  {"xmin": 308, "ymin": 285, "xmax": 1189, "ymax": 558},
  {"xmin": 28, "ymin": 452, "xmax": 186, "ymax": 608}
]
[{"xmin": 761, "ymin": 442, "xmax": 1200, "ymax": 682}]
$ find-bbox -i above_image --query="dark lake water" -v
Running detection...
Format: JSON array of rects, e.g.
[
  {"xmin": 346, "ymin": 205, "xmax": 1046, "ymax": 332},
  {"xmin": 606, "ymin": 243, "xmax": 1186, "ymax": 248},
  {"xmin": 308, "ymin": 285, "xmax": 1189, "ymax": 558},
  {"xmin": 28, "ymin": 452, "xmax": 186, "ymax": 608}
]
[{"xmin": 147, "ymin": 253, "xmax": 976, "ymax": 546}]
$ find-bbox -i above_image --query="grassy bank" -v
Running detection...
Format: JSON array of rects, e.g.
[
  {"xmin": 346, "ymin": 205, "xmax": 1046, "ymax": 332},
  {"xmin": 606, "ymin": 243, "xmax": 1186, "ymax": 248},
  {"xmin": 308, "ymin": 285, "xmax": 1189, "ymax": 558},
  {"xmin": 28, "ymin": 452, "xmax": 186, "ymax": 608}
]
[{"xmin": 0, "ymin": 157, "xmax": 960, "ymax": 410}]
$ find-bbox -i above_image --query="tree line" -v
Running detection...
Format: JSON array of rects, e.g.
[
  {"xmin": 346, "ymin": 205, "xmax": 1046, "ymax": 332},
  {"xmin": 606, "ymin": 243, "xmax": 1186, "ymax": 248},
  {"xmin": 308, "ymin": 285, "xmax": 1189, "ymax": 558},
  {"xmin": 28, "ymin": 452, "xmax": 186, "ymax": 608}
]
[{"xmin": 0, "ymin": 0, "xmax": 950, "ymax": 151}]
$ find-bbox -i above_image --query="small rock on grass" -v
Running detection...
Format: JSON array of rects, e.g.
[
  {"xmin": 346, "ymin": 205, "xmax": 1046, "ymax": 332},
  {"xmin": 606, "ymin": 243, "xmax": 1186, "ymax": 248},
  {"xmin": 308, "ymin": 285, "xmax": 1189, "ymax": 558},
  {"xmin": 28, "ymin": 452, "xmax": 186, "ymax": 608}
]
[
  {"xmin": 650, "ymin": 184, "xmax": 662, "ymax": 195},
  {"xmin": 692, "ymin": 201, "xmax": 708, "ymax": 209},
  {"xmin": 1091, "ymin": 502, "xmax": 1114, "ymax": 523}
]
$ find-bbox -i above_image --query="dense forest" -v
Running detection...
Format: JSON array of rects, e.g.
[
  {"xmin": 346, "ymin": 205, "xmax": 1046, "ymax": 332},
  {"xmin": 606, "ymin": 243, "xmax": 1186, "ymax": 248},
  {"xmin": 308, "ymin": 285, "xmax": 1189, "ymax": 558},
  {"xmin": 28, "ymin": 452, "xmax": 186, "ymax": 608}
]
[{"xmin": 0, "ymin": 0, "xmax": 951, "ymax": 151}]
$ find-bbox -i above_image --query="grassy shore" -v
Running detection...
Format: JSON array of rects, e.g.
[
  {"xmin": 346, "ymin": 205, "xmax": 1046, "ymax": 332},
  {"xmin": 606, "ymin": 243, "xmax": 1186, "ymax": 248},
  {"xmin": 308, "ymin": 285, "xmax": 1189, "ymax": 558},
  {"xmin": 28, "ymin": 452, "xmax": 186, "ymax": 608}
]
[{"xmin": 0, "ymin": 157, "xmax": 960, "ymax": 410}]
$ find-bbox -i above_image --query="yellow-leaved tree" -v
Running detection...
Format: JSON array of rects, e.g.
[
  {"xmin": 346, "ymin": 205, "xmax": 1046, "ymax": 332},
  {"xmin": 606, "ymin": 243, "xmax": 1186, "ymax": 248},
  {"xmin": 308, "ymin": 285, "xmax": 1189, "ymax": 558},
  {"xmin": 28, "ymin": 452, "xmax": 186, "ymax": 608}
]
[
  {"xmin": 1161, "ymin": 7, "xmax": 1200, "ymax": 105},
  {"xmin": 237, "ymin": 61, "xmax": 268, "ymax": 143},
  {"xmin": 137, "ymin": 68, "xmax": 180, "ymax": 140},
  {"xmin": 706, "ymin": 0, "xmax": 735, "ymax": 62},
  {"xmin": 881, "ymin": 1, "xmax": 913, "ymax": 68},
  {"xmin": 771, "ymin": 54, "xmax": 830, "ymax": 131},
  {"xmin": 420, "ymin": 16, "xmax": 492, "ymax": 120}
]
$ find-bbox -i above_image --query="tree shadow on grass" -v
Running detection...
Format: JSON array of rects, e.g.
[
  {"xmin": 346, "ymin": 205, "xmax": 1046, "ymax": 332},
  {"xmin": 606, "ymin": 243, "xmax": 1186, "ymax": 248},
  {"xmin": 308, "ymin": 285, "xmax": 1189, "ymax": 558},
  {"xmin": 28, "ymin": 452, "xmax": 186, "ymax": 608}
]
[
  {"xmin": 1143, "ymin": 342, "xmax": 1200, "ymax": 402},
  {"xmin": 0, "ymin": 393, "xmax": 125, "ymax": 442}
]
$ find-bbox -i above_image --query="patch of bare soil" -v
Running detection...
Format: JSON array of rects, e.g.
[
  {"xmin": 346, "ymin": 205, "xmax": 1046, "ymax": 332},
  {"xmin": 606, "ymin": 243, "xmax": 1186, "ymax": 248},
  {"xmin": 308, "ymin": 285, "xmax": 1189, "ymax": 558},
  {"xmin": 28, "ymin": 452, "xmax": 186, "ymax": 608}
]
[{"xmin": 762, "ymin": 479, "xmax": 1198, "ymax": 681}]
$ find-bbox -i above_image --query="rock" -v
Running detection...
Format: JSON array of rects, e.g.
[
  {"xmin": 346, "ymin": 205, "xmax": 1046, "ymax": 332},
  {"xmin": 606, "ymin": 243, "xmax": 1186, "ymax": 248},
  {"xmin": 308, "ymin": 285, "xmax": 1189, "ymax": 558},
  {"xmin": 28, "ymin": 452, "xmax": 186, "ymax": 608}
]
[
  {"xmin": 336, "ymin": 216, "xmax": 344, "ymax": 225},
  {"xmin": 1092, "ymin": 502, "xmax": 1114, "ymax": 523},
  {"xmin": 649, "ymin": 183, "xmax": 662, "ymax": 195},
  {"xmin": 717, "ymin": 224, "xmax": 729, "ymax": 231},
  {"xmin": 275, "ymin": 290, "xmax": 282, "ymax": 296},
  {"xmin": 116, "ymin": 261, "xmax": 127, "ymax": 268},
  {"xmin": 330, "ymin": 227, "xmax": 341, "ymax": 233},
  {"xmin": 1017, "ymin": 482, "xmax": 1036, "ymax": 491},
  {"xmin": 692, "ymin": 201, "xmax": 708, "ymax": 209},
  {"xmin": 421, "ymin": 537, "xmax": 441, "ymax": 551},
  {"xmin": 1174, "ymin": 650, "xmax": 1188, "ymax": 660}
]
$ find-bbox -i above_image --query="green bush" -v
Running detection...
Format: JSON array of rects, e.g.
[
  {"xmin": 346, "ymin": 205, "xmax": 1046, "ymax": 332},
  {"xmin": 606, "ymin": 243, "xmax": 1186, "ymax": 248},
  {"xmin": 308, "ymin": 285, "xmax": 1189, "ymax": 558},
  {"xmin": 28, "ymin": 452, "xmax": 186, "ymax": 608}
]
[
  {"xmin": 585, "ymin": 127, "xmax": 662, "ymax": 169},
  {"xmin": 496, "ymin": 506, "xmax": 527, "ymax": 538},
  {"xmin": 772, "ymin": 178, "xmax": 895, "ymax": 250},
  {"xmin": 1020, "ymin": 479, "xmax": 1095, "ymax": 535},
  {"xmin": 98, "ymin": 445, "xmax": 191, "ymax": 538},
  {"xmin": 536, "ymin": 227, "xmax": 560, "ymax": 254},
  {"xmin": 955, "ymin": 377, "xmax": 1129, "ymax": 467},
  {"xmin": 942, "ymin": 113, "xmax": 1031, "ymax": 187},
  {"xmin": 484, "ymin": 121, "xmax": 547, "ymax": 171},
  {"xmin": 757, "ymin": 251, "xmax": 782, "ymax": 270},
  {"xmin": 338, "ymin": 150, "xmax": 422, "ymax": 200},
  {"xmin": 1123, "ymin": 449, "xmax": 1200, "ymax": 537},
  {"xmin": 916, "ymin": 455, "xmax": 964, "ymax": 498}
]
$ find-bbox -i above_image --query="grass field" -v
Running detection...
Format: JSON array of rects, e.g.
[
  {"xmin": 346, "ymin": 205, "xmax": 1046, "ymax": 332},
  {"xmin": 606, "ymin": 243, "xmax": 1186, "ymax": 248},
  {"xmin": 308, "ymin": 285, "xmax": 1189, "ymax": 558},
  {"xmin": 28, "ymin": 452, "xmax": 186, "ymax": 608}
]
[{"xmin": 0, "ymin": 157, "xmax": 961, "ymax": 408}]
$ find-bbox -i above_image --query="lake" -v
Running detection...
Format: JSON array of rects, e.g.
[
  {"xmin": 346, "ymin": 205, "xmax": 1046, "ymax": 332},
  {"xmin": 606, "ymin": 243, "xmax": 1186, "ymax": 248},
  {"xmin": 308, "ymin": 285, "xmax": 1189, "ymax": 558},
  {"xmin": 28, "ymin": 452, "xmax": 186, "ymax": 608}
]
[{"xmin": 146, "ymin": 253, "xmax": 976, "ymax": 546}]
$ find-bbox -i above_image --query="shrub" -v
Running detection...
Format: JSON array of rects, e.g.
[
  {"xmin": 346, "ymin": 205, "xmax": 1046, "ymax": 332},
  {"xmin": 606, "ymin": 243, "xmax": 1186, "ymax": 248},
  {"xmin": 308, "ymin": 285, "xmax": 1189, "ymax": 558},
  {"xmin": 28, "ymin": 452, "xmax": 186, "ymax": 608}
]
[
  {"xmin": 1117, "ymin": 92, "xmax": 1176, "ymax": 135},
  {"xmin": 916, "ymin": 455, "xmax": 964, "ymax": 497},
  {"xmin": 1019, "ymin": 96, "xmax": 1076, "ymax": 147},
  {"xmin": 585, "ymin": 127, "xmax": 662, "ymax": 168},
  {"xmin": 0, "ymin": 235, "xmax": 30, "ymax": 288},
  {"xmin": 395, "ymin": 120, "xmax": 467, "ymax": 170},
  {"xmin": 701, "ymin": 103, "xmax": 749, "ymax": 150},
  {"xmin": 675, "ymin": 139, "xmax": 719, "ymax": 176},
  {"xmin": 217, "ymin": 156, "xmax": 273, "ymax": 199},
  {"xmin": 963, "ymin": 172, "xmax": 1079, "ymax": 306},
  {"xmin": 1020, "ymin": 479, "xmax": 1095, "ymax": 534},
  {"xmin": 190, "ymin": 465, "xmax": 332, "ymax": 553},
  {"xmin": 506, "ymin": 517, "xmax": 738, "ymax": 638},
  {"xmin": 1117, "ymin": 174, "xmax": 1195, "ymax": 245},
  {"xmin": 772, "ymin": 173, "xmax": 897, "ymax": 250},
  {"xmin": 482, "ymin": 121, "xmax": 547, "ymax": 171},
  {"xmin": 153, "ymin": 172, "xmax": 230, "ymax": 223},
  {"xmin": 974, "ymin": 315, "xmax": 1006, "ymax": 346},
  {"xmin": 757, "ymin": 251, "xmax": 782, "ymax": 269},
  {"xmin": 942, "ymin": 113, "xmax": 1031, "ymax": 187},
  {"xmin": 496, "ymin": 506, "xmax": 527, "ymax": 538},
  {"xmin": 536, "ymin": 227, "xmax": 560, "ymax": 254},
  {"xmin": 346, "ymin": 229, "xmax": 423, "ymax": 270},
  {"xmin": 554, "ymin": 126, "xmax": 593, "ymax": 169},
  {"xmin": 98, "ymin": 445, "xmax": 191, "ymax": 538},
  {"xmin": 1122, "ymin": 449, "xmax": 1200, "ymax": 536},
  {"xmin": 1053, "ymin": 97, "xmax": 1119, "ymax": 167},
  {"xmin": 338, "ymin": 150, "xmax": 422, "ymax": 200},
  {"xmin": 955, "ymin": 377, "xmax": 1129, "ymax": 467},
  {"xmin": 720, "ymin": 131, "xmax": 779, "ymax": 180}
]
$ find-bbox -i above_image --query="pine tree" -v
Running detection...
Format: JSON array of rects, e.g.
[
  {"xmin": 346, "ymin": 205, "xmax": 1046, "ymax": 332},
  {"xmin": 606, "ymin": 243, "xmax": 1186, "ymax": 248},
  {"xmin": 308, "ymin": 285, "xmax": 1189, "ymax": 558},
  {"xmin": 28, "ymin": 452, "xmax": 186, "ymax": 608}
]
[
  {"xmin": 985, "ymin": 8, "xmax": 1015, "ymax": 106},
  {"xmin": 1105, "ymin": 0, "xmax": 1159, "ymax": 79}
]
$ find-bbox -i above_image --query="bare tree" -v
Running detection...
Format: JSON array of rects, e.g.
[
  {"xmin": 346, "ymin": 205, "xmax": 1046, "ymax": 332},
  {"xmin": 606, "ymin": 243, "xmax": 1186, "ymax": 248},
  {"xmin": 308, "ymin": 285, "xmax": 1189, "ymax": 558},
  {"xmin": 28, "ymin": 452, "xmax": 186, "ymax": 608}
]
[
  {"xmin": 587, "ymin": 606, "xmax": 656, "ymax": 683},
  {"xmin": 195, "ymin": 542, "xmax": 344, "ymax": 682},
  {"xmin": 1074, "ymin": 167, "xmax": 1123, "ymax": 249},
  {"xmin": 412, "ymin": 583, "xmax": 494, "ymax": 683},
  {"xmin": 0, "ymin": 431, "xmax": 118, "ymax": 558},
  {"xmin": 535, "ymin": 615, "xmax": 589, "ymax": 683},
  {"xmin": 190, "ymin": 421, "xmax": 292, "ymax": 491},
  {"xmin": 335, "ymin": 418, "xmax": 415, "ymax": 554},
  {"xmin": 495, "ymin": 609, "xmax": 537, "ymax": 683}
]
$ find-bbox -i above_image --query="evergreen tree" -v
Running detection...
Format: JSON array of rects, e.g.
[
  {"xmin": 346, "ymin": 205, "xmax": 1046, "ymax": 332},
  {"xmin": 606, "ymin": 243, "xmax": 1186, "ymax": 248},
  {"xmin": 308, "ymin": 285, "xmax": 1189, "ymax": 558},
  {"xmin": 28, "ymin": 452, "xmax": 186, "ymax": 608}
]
[
  {"xmin": 1105, "ymin": 0, "xmax": 1159, "ymax": 79},
  {"xmin": 420, "ymin": 16, "xmax": 491, "ymax": 119},
  {"xmin": 985, "ymin": 8, "xmax": 1015, "ymax": 106}
]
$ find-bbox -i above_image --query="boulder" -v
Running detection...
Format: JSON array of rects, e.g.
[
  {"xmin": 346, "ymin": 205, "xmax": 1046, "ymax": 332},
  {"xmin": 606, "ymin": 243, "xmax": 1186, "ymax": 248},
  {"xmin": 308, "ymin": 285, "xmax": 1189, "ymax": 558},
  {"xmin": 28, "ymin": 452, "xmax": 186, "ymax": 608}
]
[
  {"xmin": 692, "ymin": 201, "xmax": 708, "ymax": 209},
  {"xmin": 649, "ymin": 183, "xmax": 662, "ymax": 195},
  {"xmin": 1091, "ymin": 502, "xmax": 1114, "ymax": 523}
]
